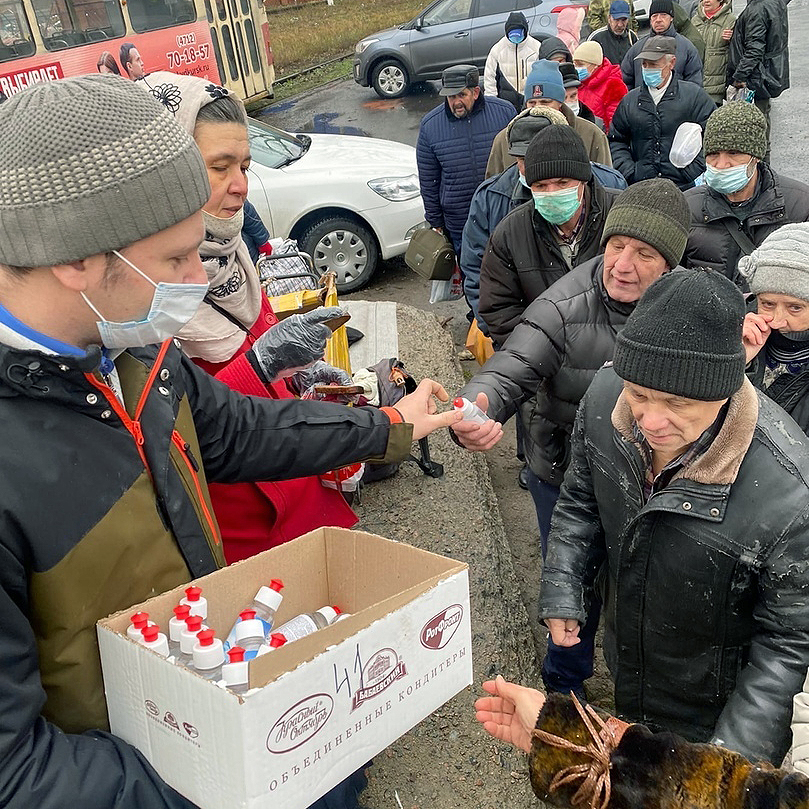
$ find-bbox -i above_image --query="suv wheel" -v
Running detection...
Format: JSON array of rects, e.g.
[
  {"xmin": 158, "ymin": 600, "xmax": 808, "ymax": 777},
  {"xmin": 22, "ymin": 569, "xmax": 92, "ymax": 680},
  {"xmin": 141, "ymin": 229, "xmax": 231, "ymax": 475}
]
[
  {"xmin": 299, "ymin": 216, "xmax": 379, "ymax": 293},
  {"xmin": 371, "ymin": 59, "xmax": 410, "ymax": 99}
]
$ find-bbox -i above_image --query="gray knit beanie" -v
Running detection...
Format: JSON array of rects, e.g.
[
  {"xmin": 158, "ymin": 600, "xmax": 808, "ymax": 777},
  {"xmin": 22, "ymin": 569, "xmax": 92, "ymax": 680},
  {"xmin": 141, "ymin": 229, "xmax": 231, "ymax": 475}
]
[
  {"xmin": 0, "ymin": 73, "xmax": 210, "ymax": 268},
  {"xmin": 613, "ymin": 268, "xmax": 746, "ymax": 400},
  {"xmin": 524, "ymin": 125, "xmax": 591, "ymax": 184},
  {"xmin": 601, "ymin": 179, "xmax": 690, "ymax": 269},
  {"xmin": 739, "ymin": 223, "xmax": 809, "ymax": 301},
  {"xmin": 703, "ymin": 101, "xmax": 767, "ymax": 160}
]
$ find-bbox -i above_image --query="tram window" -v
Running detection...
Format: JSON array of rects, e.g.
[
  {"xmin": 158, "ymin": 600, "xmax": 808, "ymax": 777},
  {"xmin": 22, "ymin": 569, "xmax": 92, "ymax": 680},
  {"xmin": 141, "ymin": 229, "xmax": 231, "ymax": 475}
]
[
  {"xmin": 239, "ymin": 0, "xmax": 248, "ymax": 15},
  {"xmin": 221, "ymin": 22, "xmax": 237, "ymax": 80},
  {"xmin": 31, "ymin": 0, "xmax": 124, "ymax": 50},
  {"xmin": 0, "ymin": 0, "xmax": 35, "ymax": 60},
  {"xmin": 210, "ymin": 24, "xmax": 225, "ymax": 77},
  {"xmin": 215, "ymin": 0, "xmax": 225, "ymax": 21},
  {"xmin": 203, "ymin": 0, "xmax": 212, "ymax": 22},
  {"xmin": 243, "ymin": 16, "xmax": 259, "ymax": 73},
  {"xmin": 127, "ymin": 0, "xmax": 193, "ymax": 32}
]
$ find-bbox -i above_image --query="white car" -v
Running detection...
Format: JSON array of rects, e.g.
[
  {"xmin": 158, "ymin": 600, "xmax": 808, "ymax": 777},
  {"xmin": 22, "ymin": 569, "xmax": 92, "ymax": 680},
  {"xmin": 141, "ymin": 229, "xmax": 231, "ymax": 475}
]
[{"xmin": 247, "ymin": 119, "xmax": 427, "ymax": 292}]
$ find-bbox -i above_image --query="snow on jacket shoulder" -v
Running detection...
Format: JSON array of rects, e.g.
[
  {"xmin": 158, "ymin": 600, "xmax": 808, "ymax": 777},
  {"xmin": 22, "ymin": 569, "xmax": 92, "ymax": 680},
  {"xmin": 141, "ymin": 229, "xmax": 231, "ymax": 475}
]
[
  {"xmin": 417, "ymin": 93, "xmax": 515, "ymax": 236},
  {"xmin": 578, "ymin": 58, "xmax": 627, "ymax": 129}
]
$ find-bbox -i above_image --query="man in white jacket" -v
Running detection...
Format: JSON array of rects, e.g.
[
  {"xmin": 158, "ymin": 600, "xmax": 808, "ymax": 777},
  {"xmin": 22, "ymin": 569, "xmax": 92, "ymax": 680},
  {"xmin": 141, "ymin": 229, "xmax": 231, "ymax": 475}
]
[{"xmin": 484, "ymin": 12, "xmax": 540, "ymax": 113}]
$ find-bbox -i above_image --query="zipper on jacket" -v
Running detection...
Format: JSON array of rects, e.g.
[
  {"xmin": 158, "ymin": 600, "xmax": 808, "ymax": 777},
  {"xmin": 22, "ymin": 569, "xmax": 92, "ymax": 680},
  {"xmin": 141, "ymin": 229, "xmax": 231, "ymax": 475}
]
[{"xmin": 171, "ymin": 429, "xmax": 221, "ymax": 546}]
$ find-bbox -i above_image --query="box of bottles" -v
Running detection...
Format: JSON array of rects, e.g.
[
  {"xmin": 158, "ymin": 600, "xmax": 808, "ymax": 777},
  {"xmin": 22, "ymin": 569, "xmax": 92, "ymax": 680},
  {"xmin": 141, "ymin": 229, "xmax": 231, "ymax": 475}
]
[{"xmin": 97, "ymin": 527, "xmax": 472, "ymax": 809}]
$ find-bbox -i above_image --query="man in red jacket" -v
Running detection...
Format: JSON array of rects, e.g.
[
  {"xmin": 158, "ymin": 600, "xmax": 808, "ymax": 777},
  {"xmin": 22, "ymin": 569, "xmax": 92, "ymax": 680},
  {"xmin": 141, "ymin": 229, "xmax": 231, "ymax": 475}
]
[{"xmin": 572, "ymin": 40, "xmax": 627, "ymax": 130}]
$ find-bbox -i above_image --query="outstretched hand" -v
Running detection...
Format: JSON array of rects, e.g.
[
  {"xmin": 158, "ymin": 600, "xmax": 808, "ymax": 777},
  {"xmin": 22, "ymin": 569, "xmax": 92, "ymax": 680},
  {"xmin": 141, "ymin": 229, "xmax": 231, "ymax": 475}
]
[
  {"xmin": 474, "ymin": 675, "xmax": 546, "ymax": 754},
  {"xmin": 450, "ymin": 392, "xmax": 503, "ymax": 451},
  {"xmin": 394, "ymin": 379, "xmax": 463, "ymax": 440}
]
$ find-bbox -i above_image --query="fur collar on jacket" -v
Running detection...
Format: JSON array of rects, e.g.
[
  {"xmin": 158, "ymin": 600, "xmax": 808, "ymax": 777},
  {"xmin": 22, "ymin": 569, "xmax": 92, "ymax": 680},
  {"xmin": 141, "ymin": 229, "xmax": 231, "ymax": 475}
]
[{"xmin": 610, "ymin": 377, "xmax": 759, "ymax": 486}]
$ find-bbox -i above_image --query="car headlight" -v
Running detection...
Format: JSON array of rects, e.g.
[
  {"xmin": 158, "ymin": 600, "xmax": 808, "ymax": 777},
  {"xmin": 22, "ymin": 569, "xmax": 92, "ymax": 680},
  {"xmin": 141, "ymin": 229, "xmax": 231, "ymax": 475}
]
[
  {"xmin": 368, "ymin": 174, "xmax": 420, "ymax": 201},
  {"xmin": 355, "ymin": 38, "xmax": 379, "ymax": 55}
]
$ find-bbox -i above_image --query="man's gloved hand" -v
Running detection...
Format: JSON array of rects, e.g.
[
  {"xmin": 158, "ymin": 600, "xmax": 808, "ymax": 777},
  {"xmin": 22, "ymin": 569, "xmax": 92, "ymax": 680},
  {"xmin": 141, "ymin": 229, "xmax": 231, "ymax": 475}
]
[
  {"xmin": 289, "ymin": 361, "xmax": 354, "ymax": 400},
  {"xmin": 251, "ymin": 306, "xmax": 348, "ymax": 382}
]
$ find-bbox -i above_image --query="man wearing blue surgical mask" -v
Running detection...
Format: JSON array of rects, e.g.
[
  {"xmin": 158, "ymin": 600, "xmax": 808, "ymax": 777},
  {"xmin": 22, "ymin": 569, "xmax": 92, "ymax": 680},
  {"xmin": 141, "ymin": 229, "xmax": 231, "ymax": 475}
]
[
  {"xmin": 483, "ymin": 11, "xmax": 541, "ymax": 113},
  {"xmin": 609, "ymin": 35, "xmax": 715, "ymax": 190},
  {"xmin": 684, "ymin": 101, "xmax": 809, "ymax": 288}
]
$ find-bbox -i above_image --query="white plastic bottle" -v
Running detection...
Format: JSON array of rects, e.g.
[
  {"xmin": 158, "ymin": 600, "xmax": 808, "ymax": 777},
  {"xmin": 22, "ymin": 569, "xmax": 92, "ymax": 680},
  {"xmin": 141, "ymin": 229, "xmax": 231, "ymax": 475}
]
[
  {"xmin": 176, "ymin": 614, "xmax": 207, "ymax": 668},
  {"xmin": 126, "ymin": 611, "xmax": 155, "ymax": 641},
  {"xmin": 225, "ymin": 580, "xmax": 284, "ymax": 649},
  {"xmin": 167, "ymin": 604, "xmax": 191, "ymax": 657},
  {"xmin": 192, "ymin": 629, "xmax": 225, "ymax": 681},
  {"xmin": 453, "ymin": 397, "xmax": 488, "ymax": 425},
  {"xmin": 180, "ymin": 585, "xmax": 207, "ymax": 620},
  {"xmin": 233, "ymin": 610, "xmax": 267, "ymax": 660},
  {"xmin": 255, "ymin": 632, "xmax": 288, "ymax": 657},
  {"xmin": 138, "ymin": 623, "xmax": 170, "ymax": 658},
  {"xmin": 220, "ymin": 646, "xmax": 249, "ymax": 695},
  {"xmin": 273, "ymin": 606, "xmax": 340, "ymax": 643}
]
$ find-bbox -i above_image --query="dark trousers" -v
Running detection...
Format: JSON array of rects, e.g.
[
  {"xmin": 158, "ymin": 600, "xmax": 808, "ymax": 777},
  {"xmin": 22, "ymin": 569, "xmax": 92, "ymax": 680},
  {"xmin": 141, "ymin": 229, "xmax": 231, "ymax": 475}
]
[
  {"xmin": 308, "ymin": 766, "xmax": 369, "ymax": 809},
  {"xmin": 526, "ymin": 469, "xmax": 600, "ymax": 693},
  {"xmin": 754, "ymin": 96, "xmax": 771, "ymax": 163}
]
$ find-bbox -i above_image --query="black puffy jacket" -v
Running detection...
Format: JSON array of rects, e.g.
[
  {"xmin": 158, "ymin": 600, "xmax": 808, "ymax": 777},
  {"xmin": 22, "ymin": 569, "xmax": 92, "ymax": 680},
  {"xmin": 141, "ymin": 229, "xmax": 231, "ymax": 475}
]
[
  {"xmin": 727, "ymin": 0, "xmax": 789, "ymax": 99},
  {"xmin": 609, "ymin": 77, "xmax": 716, "ymax": 190},
  {"xmin": 478, "ymin": 185, "xmax": 620, "ymax": 346},
  {"xmin": 539, "ymin": 366, "xmax": 809, "ymax": 765},
  {"xmin": 748, "ymin": 345, "xmax": 809, "ymax": 435},
  {"xmin": 462, "ymin": 257, "xmax": 633, "ymax": 486},
  {"xmin": 684, "ymin": 163, "xmax": 809, "ymax": 288}
]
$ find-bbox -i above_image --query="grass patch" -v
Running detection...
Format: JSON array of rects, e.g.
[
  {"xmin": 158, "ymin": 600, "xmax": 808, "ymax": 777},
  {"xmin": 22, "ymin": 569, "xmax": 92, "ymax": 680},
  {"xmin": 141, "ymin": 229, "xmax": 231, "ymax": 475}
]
[{"xmin": 267, "ymin": 0, "xmax": 424, "ymax": 75}]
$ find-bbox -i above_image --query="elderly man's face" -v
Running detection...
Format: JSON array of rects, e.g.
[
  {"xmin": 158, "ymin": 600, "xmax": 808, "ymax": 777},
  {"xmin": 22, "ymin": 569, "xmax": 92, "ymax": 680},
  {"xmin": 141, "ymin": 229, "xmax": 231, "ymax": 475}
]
[
  {"xmin": 447, "ymin": 86, "xmax": 479, "ymax": 118},
  {"xmin": 650, "ymin": 12, "xmax": 673, "ymax": 32},
  {"xmin": 526, "ymin": 97, "xmax": 562, "ymax": 110},
  {"xmin": 609, "ymin": 14, "xmax": 629, "ymax": 33},
  {"xmin": 642, "ymin": 54, "xmax": 675, "ymax": 85},
  {"xmin": 602, "ymin": 235, "xmax": 668, "ymax": 302}
]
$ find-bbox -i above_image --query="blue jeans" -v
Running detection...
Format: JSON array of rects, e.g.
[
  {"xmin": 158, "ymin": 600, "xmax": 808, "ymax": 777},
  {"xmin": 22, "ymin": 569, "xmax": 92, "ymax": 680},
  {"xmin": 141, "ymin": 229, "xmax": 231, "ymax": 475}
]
[{"xmin": 525, "ymin": 469, "xmax": 601, "ymax": 694}]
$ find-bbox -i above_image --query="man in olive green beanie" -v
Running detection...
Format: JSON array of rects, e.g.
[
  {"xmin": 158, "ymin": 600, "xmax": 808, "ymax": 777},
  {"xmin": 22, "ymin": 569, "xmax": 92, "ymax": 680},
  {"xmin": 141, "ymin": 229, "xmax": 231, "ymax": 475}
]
[
  {"xmin": 683, "ymin": 101, "xmax": 809, "ymax": 289},
  {"xmin": 538, "ymin": 265, "xmax": 809, "ymax": 766}
]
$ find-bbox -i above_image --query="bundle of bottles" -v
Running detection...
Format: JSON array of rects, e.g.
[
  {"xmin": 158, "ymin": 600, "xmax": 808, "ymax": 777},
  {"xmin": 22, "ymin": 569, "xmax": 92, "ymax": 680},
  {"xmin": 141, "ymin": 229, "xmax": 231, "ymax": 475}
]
[{"xmin": 126, "ymin": 580, "xmax": 349, "ymax": 695}]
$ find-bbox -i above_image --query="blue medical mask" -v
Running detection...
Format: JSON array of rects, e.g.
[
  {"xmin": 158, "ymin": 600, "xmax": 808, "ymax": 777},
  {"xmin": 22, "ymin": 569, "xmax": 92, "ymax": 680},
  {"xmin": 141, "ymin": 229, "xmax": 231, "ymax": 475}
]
[
  {"xmin": 507, "ymin": 28, "xmax": 526, "ymax": 44},
  {"xmin": 576, "ymin": 66, "xmax": 590, "ymax": 81},
  {"xmin": 518, "ymin": 171, "xmax": 531, "ymax": 188},
  {"xmin": 532, "ymin": 185, "xmax": 582, "ymax": 224},
  {"xmin": 642, "ymin": 67, "xmax": 664, "ymax": 88},
  {"xmin": 704, "ymin": 159, "xmax": 755, "ymax": 195},
  {"xmin": 81, "ymin": 250, "xmax": 209, "ymax": 349}
]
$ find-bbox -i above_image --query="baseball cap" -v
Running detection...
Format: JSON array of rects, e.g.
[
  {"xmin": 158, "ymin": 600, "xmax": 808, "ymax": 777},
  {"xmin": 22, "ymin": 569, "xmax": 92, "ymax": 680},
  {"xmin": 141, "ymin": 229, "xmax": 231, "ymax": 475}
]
[
  {"xmin": 635, "ymin": 34, "xmax": 676, "ymax": 60},
  {"xmin": 609, "ymin": 0, "xmax": 631, "ymax": 17}
]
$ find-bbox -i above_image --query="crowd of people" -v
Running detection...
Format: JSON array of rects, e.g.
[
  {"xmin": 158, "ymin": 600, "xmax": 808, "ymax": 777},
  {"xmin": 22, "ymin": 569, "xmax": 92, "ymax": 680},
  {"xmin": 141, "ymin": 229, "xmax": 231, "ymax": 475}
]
[{"xmin": 0, "ymin": 0, "xmax": 805, "ymax": 805}]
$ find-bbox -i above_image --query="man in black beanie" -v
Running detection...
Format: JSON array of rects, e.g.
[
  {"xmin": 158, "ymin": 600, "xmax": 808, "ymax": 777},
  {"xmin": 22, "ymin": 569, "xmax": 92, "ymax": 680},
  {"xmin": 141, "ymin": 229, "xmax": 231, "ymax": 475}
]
[
  {"xmin": 455, "ymin": 177, "xmax": 690, "ymax": 700},
  {"xmin": 478, "ymin": 124, "xmax": 622, "ymax": 347},
  {"xmin": 534, "ymin": 266, "xmax": 809, "ymax": 765}
]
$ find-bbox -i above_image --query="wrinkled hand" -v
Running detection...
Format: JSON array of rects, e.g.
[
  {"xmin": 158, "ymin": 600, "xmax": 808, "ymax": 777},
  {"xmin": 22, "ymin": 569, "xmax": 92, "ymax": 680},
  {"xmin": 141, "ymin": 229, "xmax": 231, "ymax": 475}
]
[
  {"xmin": 742, "ymin": 312, "xmax": 772, "ymax": 363},
  {"xmin": 289, "ymin": 360, "xmax": 353, "ymax": 400},
  {"xmin": 475, "ymin": 675, "xmax": 546, "ymax": 754},
  {"xmin": 721, "ymin": 27, "xmax": 733, "ymax": 40},
  {"xmin": 252, "ymin": 306, "xmax": 347, "ymax": 382},
  {"xmin": 545, "ymin": 618, "xmax": 581, "ymax": 647},
  {"xmin": 394, "ymin": 379, "xmax": 462, "ymax": 440},
  {"xmin": 451, "ymin": 392, "xmax": 503, "ymax": 451}
]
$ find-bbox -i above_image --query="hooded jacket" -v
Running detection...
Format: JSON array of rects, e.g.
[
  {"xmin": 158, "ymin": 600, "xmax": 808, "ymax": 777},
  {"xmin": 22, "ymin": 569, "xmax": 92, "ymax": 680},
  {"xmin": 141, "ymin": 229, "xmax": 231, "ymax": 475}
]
[
  {"xmin": 464, "ymin": 256, "xmax": 634, "ymax": 485},
  {"xmin": 484, "ymin": 12, "xmax": 541, "ymax": 112},
  {"xmin": 538, "ymin": 35, "xmax": 572, "ymax": 62},
  {"xmin": 577, "ymin": 58, "xmax": 628, "ymax": 129},
  {"xmin": 683, "ymin": 163, "xmax": 809, "ymax": 286},
  {"xmin": 416, "ymin": 91, "xmax": 515, "ymax": 236},
  {"xmin": 621, "ymin": 24, "xmax": 704, "ymax": 89},
  {"xmin": 0, "ymin": 338, "xmax": 409, "ymax": 808},
  {"xmin": 692, "ymin": 2, "xmax": 736, "ymax": 102},
  {"xmin": 727, "ymin": 0, "xmax": 789, "ymax": 99},
  {"xmin": 478, "ymin": 184, "xmax": 620, "ymax": 347},
  {"xmin": 538, "ymin": 366, "xmax": 809, "ymax": 765},
  {"xmin": 609, "ymin": 76, "xmax": 716, "ymax": 189}
]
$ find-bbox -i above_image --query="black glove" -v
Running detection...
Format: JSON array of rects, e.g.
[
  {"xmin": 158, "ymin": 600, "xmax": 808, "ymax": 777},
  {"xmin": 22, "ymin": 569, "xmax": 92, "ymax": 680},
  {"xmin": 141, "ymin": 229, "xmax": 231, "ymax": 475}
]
[{"xmin": 250, "ymin": 306, "xmax": 347, "ymax": 382}]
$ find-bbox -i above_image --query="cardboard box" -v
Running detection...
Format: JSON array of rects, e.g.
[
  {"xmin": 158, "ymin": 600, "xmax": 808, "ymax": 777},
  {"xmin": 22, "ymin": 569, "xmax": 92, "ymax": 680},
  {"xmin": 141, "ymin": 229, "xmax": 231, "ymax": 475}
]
[{"xmin": 97, "ymin": 527, "xmax": 472, "ymax": 809}]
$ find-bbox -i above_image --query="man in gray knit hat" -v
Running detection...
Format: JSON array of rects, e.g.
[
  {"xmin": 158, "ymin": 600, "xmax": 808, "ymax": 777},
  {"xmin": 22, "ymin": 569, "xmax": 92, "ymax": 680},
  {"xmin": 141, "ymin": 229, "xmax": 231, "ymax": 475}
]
[
  {"xmin": 684, "ymin": 101, "xmax": 809, "ymax": 288},
  {"xmin": 535, "ymin": 266, "xmax": 809, "ymax": 764},
  {"xmin": 454, "ymin": 177, "xmax": 690, "ymax": 700},
  {"xmin": 0, "ymin": 74, "xmax": 457, "ymax": 809}
]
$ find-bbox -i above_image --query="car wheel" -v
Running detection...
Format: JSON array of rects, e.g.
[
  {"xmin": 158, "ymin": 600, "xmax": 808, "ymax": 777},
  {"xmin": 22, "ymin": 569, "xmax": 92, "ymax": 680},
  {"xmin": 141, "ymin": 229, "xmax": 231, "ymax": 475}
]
[
  {"xmin": 299, "ymin": 216, "xmax": 379, "ymax": 293},
  {"xmin": 371, "ymin": 59, "xmax": 410, "ymax": 99}
]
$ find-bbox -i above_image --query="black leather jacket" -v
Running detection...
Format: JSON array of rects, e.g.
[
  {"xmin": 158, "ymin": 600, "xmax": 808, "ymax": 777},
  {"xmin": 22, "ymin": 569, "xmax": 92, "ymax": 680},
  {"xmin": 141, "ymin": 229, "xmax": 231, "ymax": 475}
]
[{"xmin": 539, "ymin": 366, "xmax": 809, "ymax": 764}]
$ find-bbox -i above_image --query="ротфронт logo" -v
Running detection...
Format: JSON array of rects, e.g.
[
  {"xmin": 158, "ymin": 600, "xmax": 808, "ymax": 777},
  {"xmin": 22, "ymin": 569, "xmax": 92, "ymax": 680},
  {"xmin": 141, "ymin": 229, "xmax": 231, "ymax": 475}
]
[{"xmin": 420, "ymin": 604, "xmax": 464, "ymax": 650}]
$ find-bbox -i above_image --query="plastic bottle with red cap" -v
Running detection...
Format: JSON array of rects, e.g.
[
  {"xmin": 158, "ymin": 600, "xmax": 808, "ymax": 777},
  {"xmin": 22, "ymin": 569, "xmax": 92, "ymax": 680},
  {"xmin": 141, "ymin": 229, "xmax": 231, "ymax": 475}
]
[
  {"xmin": 453, "ymin": 397, "xmax": 488, "ymax": 425},
  {"xmin": 177, "ymin": 614, "xmax": 207, "ymax": 668},
  {"xmin": 272, "ymin": 606, "xmax": 342, "ymax": 643},
  {"xmin": 255, "ymin": 632, "xmax": 288, "ymax": 658},
  {"xmin": 180, "ymin": 585, "xmax": 207, "ymax": 620},
  {"xmin": 232, "ymin": 610, "xmax": 267, "ymax": 660},
  {"xmin": 138, "ymin": 623, "xmax": 170, "ymax": 658},
  {"xmin": 168, "ymin": 604, "xmax": 191, "ymax": 657},
  {"xmin": 225, "ymin": 579, "xmax": 284, "ymax": 650},
  {"xmin": 127, "ymin": 611, "xmax": 156, "ymax": 641},
  {"xmin": 220, "ymin": 646, "xmax": 249, "ymax": 694},
  {"xmin": 192, "ymin": 629, "xmax": 225, "ymax": 681}
]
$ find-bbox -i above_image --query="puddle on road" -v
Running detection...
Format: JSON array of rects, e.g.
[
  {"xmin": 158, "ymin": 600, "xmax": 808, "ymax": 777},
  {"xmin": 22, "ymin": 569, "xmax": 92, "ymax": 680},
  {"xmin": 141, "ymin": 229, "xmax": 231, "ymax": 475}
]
[{"xmin": 293, "ymin": 111, "xmax": 370, "ymax": 137}]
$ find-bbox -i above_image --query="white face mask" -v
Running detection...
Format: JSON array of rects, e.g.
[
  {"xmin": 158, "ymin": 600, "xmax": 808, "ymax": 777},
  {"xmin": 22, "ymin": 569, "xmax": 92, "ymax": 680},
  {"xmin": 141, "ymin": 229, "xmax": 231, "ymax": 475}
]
[
  {"xmin": 82, "ymin": 250, "xmax": 209, "ymax": 349},
  {"xmin": 568, "ymin": 101, "xmax": 581, "ymax": 116}
]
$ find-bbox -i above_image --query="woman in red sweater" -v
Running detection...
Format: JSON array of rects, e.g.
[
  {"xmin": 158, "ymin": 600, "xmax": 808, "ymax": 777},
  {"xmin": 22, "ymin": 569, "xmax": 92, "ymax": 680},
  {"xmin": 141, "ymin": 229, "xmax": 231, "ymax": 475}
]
[{"xmin": 141, "ymin": 71, "xmax": 357, "ymax": 564}]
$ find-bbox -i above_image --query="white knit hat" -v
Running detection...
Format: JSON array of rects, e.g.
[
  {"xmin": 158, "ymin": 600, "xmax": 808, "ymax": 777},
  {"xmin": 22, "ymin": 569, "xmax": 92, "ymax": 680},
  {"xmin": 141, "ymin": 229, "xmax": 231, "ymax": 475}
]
[
  {"xmin": 573, "ymin": 41, "xmax": 603, "ymax": 66},
  {"xmin": 739, "ymin": 224, "xmax": 809, "ymax": 302}
]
